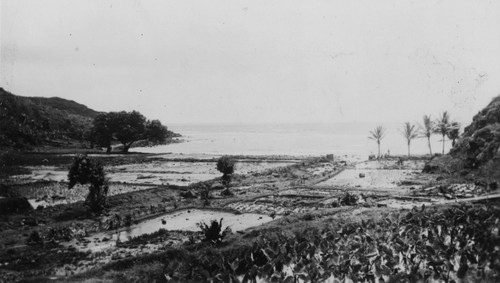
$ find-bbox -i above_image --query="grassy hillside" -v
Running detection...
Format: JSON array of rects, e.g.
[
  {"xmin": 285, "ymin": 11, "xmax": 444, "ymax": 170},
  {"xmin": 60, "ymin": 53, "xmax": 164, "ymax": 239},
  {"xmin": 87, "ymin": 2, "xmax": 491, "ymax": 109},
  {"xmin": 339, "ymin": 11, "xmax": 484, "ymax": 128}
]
[
  {"xmin": 425, "ymin": 94, "xmax": 500, "ymax": 180},
  {"xmin": 0, "ymin": 88, "xmax": 100, "ymax": 148},
  {"xmin": 28, "ymin": 96, "xmax": 99, "ymax": 118},
  {"xmin": 450, "ymin": 95, "xmax": 500, "ymax": 179}
]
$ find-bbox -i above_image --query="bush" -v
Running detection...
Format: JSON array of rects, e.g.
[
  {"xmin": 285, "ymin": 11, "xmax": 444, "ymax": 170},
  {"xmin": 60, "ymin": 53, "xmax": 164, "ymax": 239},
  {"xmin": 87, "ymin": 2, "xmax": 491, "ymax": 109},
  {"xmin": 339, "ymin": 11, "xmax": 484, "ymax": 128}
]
[
  {"xmin": 339, "ymin": 192, "xmax": 358, "ymax": 206},
  {"xmin": 68, "ymin": 154, "xmax": 109, "ymax": 213},
  {"xmin": 26, "ymin": 231, "xmax": 43, "ymax": 245},
  {"xmin": 217, "ymin": 156, "xmax": 235, "ymax": 188},
  {"xmin": 198, "ymin": 218, "xmax": 231, "ymax": 244}
]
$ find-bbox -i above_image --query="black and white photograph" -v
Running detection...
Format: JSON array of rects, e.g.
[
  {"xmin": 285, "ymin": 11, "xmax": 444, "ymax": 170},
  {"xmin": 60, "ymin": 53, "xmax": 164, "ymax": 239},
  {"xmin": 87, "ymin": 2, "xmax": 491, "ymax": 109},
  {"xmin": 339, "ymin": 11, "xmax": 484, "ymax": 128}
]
[{"xmin": 1, "ymin": 0, "xmax": 500, "ymax": 282}]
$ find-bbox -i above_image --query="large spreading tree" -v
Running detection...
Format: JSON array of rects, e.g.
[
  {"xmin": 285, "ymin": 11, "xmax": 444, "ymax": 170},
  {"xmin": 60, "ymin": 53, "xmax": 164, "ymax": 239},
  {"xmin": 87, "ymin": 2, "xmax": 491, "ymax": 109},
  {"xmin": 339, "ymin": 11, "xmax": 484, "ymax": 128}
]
[
  {"xmin": 91, "ymin": 111, "xmax": 169, "ymax": 153},
  {"xmin": 114, "ymin": 111, "xmax": 147, "ymax": 153}
]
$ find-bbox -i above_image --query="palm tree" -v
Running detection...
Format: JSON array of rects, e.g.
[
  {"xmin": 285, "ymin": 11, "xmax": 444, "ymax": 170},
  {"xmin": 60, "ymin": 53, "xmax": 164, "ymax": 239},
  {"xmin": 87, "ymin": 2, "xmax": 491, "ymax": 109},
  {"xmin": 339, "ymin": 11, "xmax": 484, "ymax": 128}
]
[
  {"xmin": 420, "ymin": 115, "xmax": 433, "ymax": 156},
  {"xmin": 401, "ymin": 122, "xmax": 419, "ymax": 157},
  {"xmin": 433, "ymin": 111, "xmax": 451, "ymax": 154},
  {"xmin": 446, "ymin": 121, "xmax": 460, "ymax": 147},
  {"xmin": 368, "ymin": 126, "xmax": 386, "ymax": 159}
]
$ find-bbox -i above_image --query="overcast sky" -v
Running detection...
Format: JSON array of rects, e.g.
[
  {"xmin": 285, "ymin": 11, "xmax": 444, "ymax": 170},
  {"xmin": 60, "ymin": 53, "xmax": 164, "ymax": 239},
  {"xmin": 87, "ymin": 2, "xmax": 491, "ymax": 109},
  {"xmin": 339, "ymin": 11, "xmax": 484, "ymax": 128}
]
[{"xmin": 2, "ymin": 0, "xmax": 500, "ymax": 125}]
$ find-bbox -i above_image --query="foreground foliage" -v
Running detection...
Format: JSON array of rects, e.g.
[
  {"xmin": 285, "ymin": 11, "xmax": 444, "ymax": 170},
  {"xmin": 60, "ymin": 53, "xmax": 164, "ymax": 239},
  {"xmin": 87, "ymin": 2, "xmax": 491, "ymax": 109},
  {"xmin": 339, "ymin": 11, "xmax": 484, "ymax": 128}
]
[
  {"xmin": 153, "ymin": 204, "xmax": 500, "ymax": 282},
  {"xmin": 198, "ymin": 218, "xmax": 232, "ymax": 244}
]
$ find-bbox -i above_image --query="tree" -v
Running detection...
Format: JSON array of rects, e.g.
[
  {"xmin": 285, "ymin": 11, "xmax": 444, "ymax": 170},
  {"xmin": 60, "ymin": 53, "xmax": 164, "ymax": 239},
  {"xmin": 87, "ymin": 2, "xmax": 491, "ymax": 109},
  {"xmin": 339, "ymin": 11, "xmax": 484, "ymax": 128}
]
[
  {"xmin": 401, "ymin": 122, "xmax": 419, "ymax": 157},
  {"xmin": 420, "ymin": 115, "xmax": 434, "ymax": 156},
  {"xmin": 368, "ymin": 126, "xmax": 386, "ymax": 159},
  {"xmin": 433, "ymin": 111, "xmax": 451, "ymax": 154},
  {"xmin": 90, "ymin": 111, "xmax": 169, "ymax": 153},
  {"xmin": 68, "ymin": 155, "xmax": 109, "ymax": 213},
  {"xmin": 145, "ymin": 119, "xmax": 169, "ymax": 144},
  {"xmin": 113, "ymin": 111, "xmax": 147, "ymax": 153},
  {"xmin": 446, "ymin": 121, "xmax": 460, "ymax": 147},
  {"xmin": 216, "ymin": 156, "xmax": 235, "ymax": 188},
  {"xmin": 91, "ymin": 113, "xmax": 116, "ymax": 153}
]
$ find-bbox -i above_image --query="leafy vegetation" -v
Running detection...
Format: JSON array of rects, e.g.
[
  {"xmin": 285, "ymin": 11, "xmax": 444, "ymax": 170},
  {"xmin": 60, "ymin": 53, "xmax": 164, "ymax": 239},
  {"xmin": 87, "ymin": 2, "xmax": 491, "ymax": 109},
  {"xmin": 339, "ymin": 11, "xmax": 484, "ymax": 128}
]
[
  {"xmin": 217, "ymin": 156, "xmax": 235, "ymax": 188},
  {"xmin": 198, "ymin": 218, "xmax": 232, "ymax": 244},
  {"xmin": 141, "ymin": 203, "xmax": 500, "ymax": 282},
  {"xmin": 368, "ymin": 126, "xmax": 386, "ymax": 159},
  {"xmin": 68, "ymin": 154, "xmax": 109, "ymax": 213},
  {"xmin": 339, "ymin": 192, "xmax": 358, "ymax": 206}
]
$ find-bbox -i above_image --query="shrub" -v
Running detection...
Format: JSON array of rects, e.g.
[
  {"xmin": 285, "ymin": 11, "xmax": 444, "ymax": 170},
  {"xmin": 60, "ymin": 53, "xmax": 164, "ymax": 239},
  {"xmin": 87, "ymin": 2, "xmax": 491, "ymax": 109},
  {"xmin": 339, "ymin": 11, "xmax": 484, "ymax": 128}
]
[
  {"xmin": 216, "ymin": 156, "xmax": 235, "ymax": 188},
  {"xmin": 26, "ymin": 231, "xmax": 43, "ymax": 245},
  {"xmin": 68, "ymin": 154, "xmax": 109, "ymax": 213},
  {"xmin": 198, "ymin": 218, "xmax": 231, "ymax": 244},
  {"xmin": 339, "ymin": 192, "xmax": 358, "ymax": 206}
]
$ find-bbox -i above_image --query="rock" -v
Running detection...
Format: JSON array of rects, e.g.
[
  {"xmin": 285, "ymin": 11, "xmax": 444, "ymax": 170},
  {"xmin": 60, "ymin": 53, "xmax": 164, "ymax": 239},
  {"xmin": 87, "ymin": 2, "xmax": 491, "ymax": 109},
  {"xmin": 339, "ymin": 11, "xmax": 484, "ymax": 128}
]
[
  {"xmin": 359, "ymin": 173, "xmax": 365, "ymax": 178},
  {"xmin": 179, "ymin": 190, "xmax": 197, "ymax": 199}
]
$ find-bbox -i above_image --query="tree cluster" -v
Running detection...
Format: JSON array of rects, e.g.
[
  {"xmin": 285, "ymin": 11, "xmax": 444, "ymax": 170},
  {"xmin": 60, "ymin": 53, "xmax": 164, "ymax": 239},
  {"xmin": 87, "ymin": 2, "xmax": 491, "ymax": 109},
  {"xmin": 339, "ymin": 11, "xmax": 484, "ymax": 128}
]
[
  {"xmin": 369, "ymin": 111, "xmax": 461, "ymax": 158},
  {"xmin": 89, "ymin": 111, "xmax": 169, "ymax": 153}
]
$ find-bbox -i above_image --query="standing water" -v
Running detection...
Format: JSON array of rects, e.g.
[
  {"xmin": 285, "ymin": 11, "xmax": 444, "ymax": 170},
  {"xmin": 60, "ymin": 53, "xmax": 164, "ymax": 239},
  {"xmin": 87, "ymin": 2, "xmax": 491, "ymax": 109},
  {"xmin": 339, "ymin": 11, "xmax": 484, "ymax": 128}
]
[{"xmin": 67, "ymin": 209, "xmax": 276, "ymax": 252}]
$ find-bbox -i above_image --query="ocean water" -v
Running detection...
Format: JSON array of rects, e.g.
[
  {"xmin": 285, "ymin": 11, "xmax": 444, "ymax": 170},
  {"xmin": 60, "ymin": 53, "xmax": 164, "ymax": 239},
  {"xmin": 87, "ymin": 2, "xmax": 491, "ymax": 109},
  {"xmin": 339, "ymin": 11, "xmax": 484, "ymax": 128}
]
[{"xmin": 135, "ymin": 122, "xmax": 453, "ymax": 157}]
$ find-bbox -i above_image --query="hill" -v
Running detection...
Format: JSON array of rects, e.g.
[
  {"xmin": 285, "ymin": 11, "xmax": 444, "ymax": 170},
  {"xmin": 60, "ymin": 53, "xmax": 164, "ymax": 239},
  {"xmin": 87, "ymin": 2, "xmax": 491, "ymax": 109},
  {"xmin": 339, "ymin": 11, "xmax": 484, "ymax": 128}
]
[
  {"xmin": 28, "ymin": 96, "xmax": 99, "ymax": 118},
  {"xmin": 425, "ymin": 95, "xmax": 500, "ymax": 180},
  {"xmin": 0, "ymin": 88, "xmax": 100, "ymax": 148},
  {"xmin": 450, "ymin": 95, "xmax": 500, "ymax": 178}
]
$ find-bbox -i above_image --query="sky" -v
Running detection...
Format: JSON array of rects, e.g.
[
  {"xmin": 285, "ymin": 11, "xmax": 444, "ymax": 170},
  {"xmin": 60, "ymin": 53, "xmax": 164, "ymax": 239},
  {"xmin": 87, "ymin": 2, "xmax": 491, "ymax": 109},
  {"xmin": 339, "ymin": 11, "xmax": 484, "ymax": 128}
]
[{"xmin": 1, "ymin": 0, "xmax": 500, "ymax": 125}]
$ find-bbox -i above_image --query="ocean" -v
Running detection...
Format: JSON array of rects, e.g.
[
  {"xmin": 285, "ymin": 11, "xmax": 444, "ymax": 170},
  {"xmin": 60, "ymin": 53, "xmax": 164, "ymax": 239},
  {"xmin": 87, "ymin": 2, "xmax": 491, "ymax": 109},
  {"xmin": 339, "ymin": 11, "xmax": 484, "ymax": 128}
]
[{"xmin": 134, "ymin": 122, "xmax": 453, "ymax": 157}]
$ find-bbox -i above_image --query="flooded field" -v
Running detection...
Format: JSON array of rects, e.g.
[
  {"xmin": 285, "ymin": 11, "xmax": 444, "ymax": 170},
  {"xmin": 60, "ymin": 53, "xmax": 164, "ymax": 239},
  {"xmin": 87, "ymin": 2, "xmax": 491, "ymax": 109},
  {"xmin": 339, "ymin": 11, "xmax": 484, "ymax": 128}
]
[
  {"xmin": 67, "ymin": 209, "xmax": 276, "ymax": 252},
  {"xmin": 315, "ymin": 169, "xmax": 420, "ymax": 190},
  {"xmin": 12, "ymin": 160, "xmax": 294, "ymax": 187}
]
